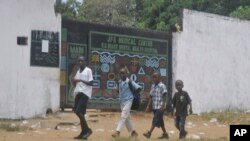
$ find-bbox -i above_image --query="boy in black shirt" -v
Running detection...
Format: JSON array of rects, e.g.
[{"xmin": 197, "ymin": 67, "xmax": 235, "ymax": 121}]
[{"xmin": 172, "ymin": 80, "xmax": 193, "ymax": 139}]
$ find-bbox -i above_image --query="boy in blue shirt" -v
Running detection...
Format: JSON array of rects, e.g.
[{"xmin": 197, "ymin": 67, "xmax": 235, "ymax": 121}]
[{"xmin": 112, "ymin": 68, "xmax": 141, "ymax": 138}]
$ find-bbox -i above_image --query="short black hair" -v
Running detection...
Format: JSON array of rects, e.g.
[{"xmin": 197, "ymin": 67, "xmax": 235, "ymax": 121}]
[
  {"xmin": 152, "ymin": 71, "xmax": 161, "ymax": 77},
  {"xmin": 120, "ymin": 68, "xmax": 127, "ymax": 74},
  {"xmin": 175, "ymin": 80, "xmax": 183, "ymax": 85}
]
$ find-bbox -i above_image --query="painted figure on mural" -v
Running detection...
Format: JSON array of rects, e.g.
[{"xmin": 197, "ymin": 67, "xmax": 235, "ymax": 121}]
[
  {"xmin": 143, "ymin": 71, "xmax": 169, "ymax": 139},
  {"xmin": 112, "ymin": 67, "xmax": 141, "ymax": 138},
  {"xmin": 172, "ymin": 80, "xmax": 193, "ymax": 139},
  {"xmin": 72, "ymin": 56, "xmax": 93, "ymax": 140}
]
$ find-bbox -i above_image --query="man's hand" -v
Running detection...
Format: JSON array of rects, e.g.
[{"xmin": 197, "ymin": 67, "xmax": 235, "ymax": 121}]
[
  {"xmin": 171, "ymin": 110, "xmax": 175, "ymax": 117},
  {"xmin": 189, "ymin": 109, "xmax": 193, "ymax": 115},
  {"xmin": 145, "ymin": 106, "xmax": 150, "ymax": 113},
  {"xmin": 73, "ymin": 79, "xmax": 82, "ymax": 86},
  {"xmin": 72, "ymin": 79, "xmax": 77, "ymax": 87},
  {"xmin": 160, "ymin": 106, "xmax": 164, "ymax": 112}
]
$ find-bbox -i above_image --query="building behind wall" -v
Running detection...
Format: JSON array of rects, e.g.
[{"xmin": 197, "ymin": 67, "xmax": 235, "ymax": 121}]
[
  {"xmin": 172, "ymin": 9, "xmax": 250, "ymax": 113},
  {"xmin": 0, "ymin": 0, "xmax": 61, "ymax": 119}
]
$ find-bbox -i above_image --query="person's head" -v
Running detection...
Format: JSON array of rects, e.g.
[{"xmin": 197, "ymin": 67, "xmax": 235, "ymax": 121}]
[
  {"xmin": 152, "ymin": 71, "xmax": 161, "ymax": 84},
  {"xmin": 119, "ymin": 68, "xmax": 128, "ymax": 81},
  {"xmin": 175, "ymin": 80, "xmax": 184, "ymax": 92},
  {"xmin": 77, "ymin": 56, "xmax": 86, "ymax": 68}
]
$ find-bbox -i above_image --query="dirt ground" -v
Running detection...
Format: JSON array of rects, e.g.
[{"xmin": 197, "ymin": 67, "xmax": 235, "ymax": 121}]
[{"xmin": 0, "ymin": 109, "xmax": 229, "ymax": 141}]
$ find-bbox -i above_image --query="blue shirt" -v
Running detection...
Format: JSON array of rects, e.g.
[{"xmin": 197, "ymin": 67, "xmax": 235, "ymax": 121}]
[{"xmin": 118, "ymin": 78, "xmax": 134, "ymax": 104}]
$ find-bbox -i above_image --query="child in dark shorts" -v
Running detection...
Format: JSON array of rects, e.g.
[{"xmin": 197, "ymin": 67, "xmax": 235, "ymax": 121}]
[
  {"xmin": 172, "ymin": 80, "xmax": 193, "ymax": 139},
  {"xmin": 72, "ymin": 56, "xmax": 93, "ymax": 140},
  {"xmin": 143, "ymin": 72, "xmax": 169, "ymax": 139}
]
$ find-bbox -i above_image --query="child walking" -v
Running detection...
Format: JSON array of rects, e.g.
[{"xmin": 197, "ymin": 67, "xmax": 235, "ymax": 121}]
[
  {"xmin": 172, "ymin": 80, "xmax": 193, "ymax": 139},
  {"xmin": 72, "ymin": 56, "xmax": 93, "ymax": 140},
  {"xmin": 111, "ymin": 68, "xmax": 140, "ymax": 138},
  {"xmin": 143, "ymin": 72, "xmax": 169, "ymax": 139}
]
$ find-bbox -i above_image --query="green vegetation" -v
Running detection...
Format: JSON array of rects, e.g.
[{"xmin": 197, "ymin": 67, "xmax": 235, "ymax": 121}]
[
  {"xmin": 0, "ymin": 123, "xmax": 21, "ymax": 132},
  {"xmin": 109, "ymin": 137, "xmax": 228, "ymax": 141},
  {"xmin": 201, "ymin": 110, "xmax": 250, "ymax": 124},
  {"xmin": 55, "ymin": 0, "xmax": 250, "ymax": 32},
  {"xmin": 230, "ymin": 6, "xmax": 250, "ymax": 20}
]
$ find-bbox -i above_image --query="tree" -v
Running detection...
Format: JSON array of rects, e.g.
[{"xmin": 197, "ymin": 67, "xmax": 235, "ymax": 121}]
[
  {"xmin": 78, "ymin": 0, "xmax": 136, "ymax": 26},
  {"xmin": 230, "ymin": 6, "xmax": 250, "ymax": 20},
  {"xmin": 54, "ymin": 0, "xmax": 82, "ymax": 21},
  {"xmin": 135, "ymin": 0, "xmax": 250, "ymax": 32},
  {"xmin": 55, "ymin": 0, "xmax": 250, "ymax": 31},
  {"xmin": 136, "ymin": 0, "xmax": 192, "ymax": 31}
]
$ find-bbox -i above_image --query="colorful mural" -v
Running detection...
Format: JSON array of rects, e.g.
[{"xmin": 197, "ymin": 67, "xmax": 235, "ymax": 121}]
[
  {"xmin": 89, "ymin": 31, "xmax": 169, "ymax": 104},
  {"xmin": 60, "ymin": 20, "xmax": 172, "ymax": 110}
]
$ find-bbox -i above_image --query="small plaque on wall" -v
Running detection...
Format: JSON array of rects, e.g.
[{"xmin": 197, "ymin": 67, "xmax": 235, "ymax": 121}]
[{"xmin": 17, "ymin": 36, "xmax": 28, "ymax": 45}]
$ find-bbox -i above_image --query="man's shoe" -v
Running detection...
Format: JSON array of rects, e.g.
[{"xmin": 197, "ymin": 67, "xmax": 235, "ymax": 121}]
[
  {"xmin": 82, "ymin": 128, "xmax": 92, "ymax": 139},
  {"xmin": 158, "ymin": 133, "xmax": 169, "ymax": 139},
  {"xmin": 179, "ymin": 131, "xmax": 188, "ymax": 139},
  {"xmin": 183, "ymin": 131, "xmax": 188, "ymax": 138},
  {"xmin": 111, "ymin": 131, "xmax": 120, "ymax": 138},
  {"xmin": 143, "ymin": 131, "xmax": 151, "ymax": 139},
  {"xmin": 131, "ymin": 131, "xmax": 138, "ymax": 138},
  {"xmin": 74, "ymin": 134, "xmax": 82, "ymax": 139},
  {"xmin": 74, "ymin": 131, "xmax": 85, "ymax": 139}
]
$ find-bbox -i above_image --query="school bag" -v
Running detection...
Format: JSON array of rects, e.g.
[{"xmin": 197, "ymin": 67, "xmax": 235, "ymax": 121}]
[{"xmin": 128, "ymin": 80, "xmax": 142, "ymax": 110}]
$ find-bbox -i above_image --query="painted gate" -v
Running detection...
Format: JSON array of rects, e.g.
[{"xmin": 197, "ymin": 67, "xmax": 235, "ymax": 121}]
[{"xmin": 60, "ymin": 20, "xmax": 172, "ymax": 110}]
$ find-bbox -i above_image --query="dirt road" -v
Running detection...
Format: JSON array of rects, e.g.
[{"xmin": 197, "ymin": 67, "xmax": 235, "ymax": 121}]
[{"xmin": 0, "ymin": 109, "xmax": 229, "ymax": 141}]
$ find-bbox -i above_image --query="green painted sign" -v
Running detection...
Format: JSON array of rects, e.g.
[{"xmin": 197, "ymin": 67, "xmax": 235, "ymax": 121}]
[
  {"xmin": 66, "ymin": 43, "xmax": 87, "ymax": 105},
  {"xmin": 89, "ymin": 31, "xmax": 168, "ymax": 57},
  {"xmin": 30, "ymin": 30, "xmax": 59, "ymax": 67}
]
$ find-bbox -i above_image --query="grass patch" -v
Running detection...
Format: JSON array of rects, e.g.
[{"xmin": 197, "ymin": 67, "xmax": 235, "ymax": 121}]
[
  {"xmin": 200, "ymin": 109, "xmax": 250, "ymax": 124},
  {"xmin": 110, "ymin": 137, "xmax": 139, "ymax": 141},
  {"xmin": 0, "ymin": 123, "xmax": 28, "ymax": 132},
  {"xmin": 109, "ymin": 137, "xmax": 228, "ymax": 141},
  {"xmin": 170, "ymin": 138, "xmax": 228, "ymax": 141},
  {"xmin": 168, "ymin": 138, "xmax": 228, "ymax": 141},
  {"xmin": 0, "ymin": 123, "xmax": 21, "ymax": 131},
  {"xmin": 106, "ymin": 136, "xmax": 224, "ymax": 141}
]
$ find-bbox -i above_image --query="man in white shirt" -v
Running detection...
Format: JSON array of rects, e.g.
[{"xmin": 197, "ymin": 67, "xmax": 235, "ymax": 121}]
[{"xmin": 72, "ymin": 56, "xmax": 93, "ymax": 140}]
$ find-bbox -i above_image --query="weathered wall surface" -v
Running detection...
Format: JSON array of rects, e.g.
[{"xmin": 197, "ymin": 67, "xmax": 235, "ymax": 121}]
[
  {"xmin": 172, "ymin": 9, "xmax": 250, "ymax": 113},
  {"xmin": 0, "ymin": 0, "xmax": 61, "ymax": 119}
]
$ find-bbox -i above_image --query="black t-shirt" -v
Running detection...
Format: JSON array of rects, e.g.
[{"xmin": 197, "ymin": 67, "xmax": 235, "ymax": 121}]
[{"xmin": 172, "ymin": 91, "xmax": 191, "ymax": 116}]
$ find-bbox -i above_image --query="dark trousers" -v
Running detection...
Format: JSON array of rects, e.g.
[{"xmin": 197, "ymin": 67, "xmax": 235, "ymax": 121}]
[
  {"xmin": 74, "ymin": 93, "xmax": 89, "ymax": 115},
  {"xmin": 152, "ymin": 110, "xmax": 165, "ymax": 128},
  {"xmin": 174, "ymin": 116, "xmax": 187, "ymax": 138},
  {"xmin": 74, "ymin": 93, "xmax": 89, "ymax": 134}
]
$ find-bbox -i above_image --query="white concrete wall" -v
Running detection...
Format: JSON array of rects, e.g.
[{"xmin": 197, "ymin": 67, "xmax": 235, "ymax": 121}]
[
  {"xmin": 172, "ymin": 9, "xmax": 250, "ymax": 113},
  {"xmin": 0, "ymin": 0, "xmax": 61, "ymax": 119}
]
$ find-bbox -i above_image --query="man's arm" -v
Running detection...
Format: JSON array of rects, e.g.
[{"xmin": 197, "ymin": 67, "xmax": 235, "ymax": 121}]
[
  {"xmin": 116, "ymin": 81, "xmax": 119, "ymax": 93},
  {"xmin": 73, "ymin": 79, "xmax": 93, "ymax": 86},
  {"xmin": 73, "ymin": 69, "xmax": 93, "ymax": 86},
  {"xmin": 81, "ymin": 80, "xmax": 93, "ymax": 86},
  {"xmin": 171, "ymin": 94, "xmax": 176, "ymax": 116},
  {"xmin": 187, "ymin": 92, "xmax": 192, "ymax": 114},
  {"xmin": 145, "ymin": 97, "xmax": 152, "ymax": 112},
  {"xmin": 160, "ymin": 92, "xmax": 167, "ymax": 112},
  {"xmin": 188, "ymin": 101, "xmax": 193, "ymax": 115}
]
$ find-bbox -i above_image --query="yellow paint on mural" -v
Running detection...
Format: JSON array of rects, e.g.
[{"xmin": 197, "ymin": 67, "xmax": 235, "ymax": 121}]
[
  {"xmin": 91, "ymin": 54, "xmax": 100, "ymax": 62},
  {"xmin": 60, "ymin": 71, "xmax": 66, "ymax": 86}
]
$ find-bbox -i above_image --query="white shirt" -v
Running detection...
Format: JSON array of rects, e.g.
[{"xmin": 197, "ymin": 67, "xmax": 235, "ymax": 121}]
[{"xmin": 73, "ymin": 67, "xmax": 93, "ymax": 98}]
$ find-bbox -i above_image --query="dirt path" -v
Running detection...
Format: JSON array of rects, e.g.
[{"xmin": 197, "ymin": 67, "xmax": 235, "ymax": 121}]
[{"xmin": 0, "ymin": 110, "xmax": 229, "ymax": 141}]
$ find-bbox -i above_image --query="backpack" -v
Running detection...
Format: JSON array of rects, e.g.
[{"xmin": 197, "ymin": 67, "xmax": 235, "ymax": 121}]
[{"xmin": 128, "ymin": 80, "xmax": 142, "ymax": 110}]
